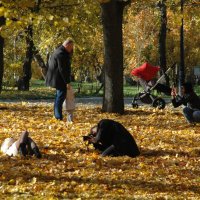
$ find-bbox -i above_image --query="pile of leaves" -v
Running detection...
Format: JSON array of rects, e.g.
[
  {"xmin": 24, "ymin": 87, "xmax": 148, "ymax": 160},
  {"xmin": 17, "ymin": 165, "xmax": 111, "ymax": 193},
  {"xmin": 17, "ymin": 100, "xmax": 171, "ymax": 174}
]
[{"xmin": 0, "ymin": 102, "xmax": 199, "ymax": 199}]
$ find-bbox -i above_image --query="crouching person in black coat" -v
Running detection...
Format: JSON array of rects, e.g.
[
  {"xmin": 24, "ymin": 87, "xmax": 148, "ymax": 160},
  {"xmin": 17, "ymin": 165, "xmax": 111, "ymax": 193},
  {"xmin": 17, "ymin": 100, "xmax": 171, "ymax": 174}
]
[{"xmin": 83, "ymin": 119, "xmax": 140, "ymax": 158}]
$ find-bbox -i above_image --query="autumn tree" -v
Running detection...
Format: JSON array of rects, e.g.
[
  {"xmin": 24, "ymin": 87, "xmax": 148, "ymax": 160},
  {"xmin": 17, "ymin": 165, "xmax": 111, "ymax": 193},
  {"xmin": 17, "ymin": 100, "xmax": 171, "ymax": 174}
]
[
  {"xmin": 157, "ymin": 0, "xmax": 169, "ymax": 85},
  {"xmin": 100, "ymin": 0, "xmax": 131, "ymax": 114},
  {"xmin": 0, "ymin": 16, "xmax": 5, "ymax": 92},
  {"xmin": 179, "ymin": 0, "xmax": 185, "ymax": 90},
  {"xmin": 123, "ymin": 6, "xmax": 160, "ymax": 71},
  {"xmin": 0, "ymin": 0, "xmax": 199, "ymax": 94},
  {"xmin": 18, "ymin": 0, "xmax": 45, "ymax": 90},
  {"xmin": 1, "ymin": 0, "xmax": 82, "ymax": 89}
]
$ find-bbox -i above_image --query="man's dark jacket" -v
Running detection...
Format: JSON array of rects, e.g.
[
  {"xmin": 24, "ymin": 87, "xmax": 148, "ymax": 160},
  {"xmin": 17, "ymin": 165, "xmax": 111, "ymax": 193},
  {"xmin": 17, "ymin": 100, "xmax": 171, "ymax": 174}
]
[
  {"xmin": 92, "ymin": 119, "xmax": 140, "ymax": 158},
  {"xmin": 45, "ymin": 45, "xmax": 71, "ymax": 90}
]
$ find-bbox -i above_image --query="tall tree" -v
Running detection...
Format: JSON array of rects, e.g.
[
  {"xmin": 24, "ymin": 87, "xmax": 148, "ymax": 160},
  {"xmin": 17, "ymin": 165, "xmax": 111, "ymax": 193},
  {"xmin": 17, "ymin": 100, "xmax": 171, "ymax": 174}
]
[
  {"xmin": 100, "ymin": 0, "xmax": 130, "ymax": 114},
  {"xmin": 18, "ymin": 25, "xmax": 34, "ymax": 90},
  {"xmin": 158, "ymin": 0, "xmax": 169, "ymax": 85},
  {"xmin": 18, "ymin": 0, "xmax": 42, "ymax": 90},
  {"xmin": 179, "ymin": 0, "xmax": 185, "ymax": 92},
  {"xmin": 0, "ymin": 16, "xmax": 5, "ymax": 92}
]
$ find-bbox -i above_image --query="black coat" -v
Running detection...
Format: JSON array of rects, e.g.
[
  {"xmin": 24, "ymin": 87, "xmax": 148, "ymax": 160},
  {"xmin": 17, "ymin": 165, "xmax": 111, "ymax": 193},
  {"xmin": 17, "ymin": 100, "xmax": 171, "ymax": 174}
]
[
  {"xmin": 92, "ymin": 119, "xmax": 140, "ymax": 157},
  {"xmin": 45, "ymin": 45, "xmax": 71, "ymax": 90}
]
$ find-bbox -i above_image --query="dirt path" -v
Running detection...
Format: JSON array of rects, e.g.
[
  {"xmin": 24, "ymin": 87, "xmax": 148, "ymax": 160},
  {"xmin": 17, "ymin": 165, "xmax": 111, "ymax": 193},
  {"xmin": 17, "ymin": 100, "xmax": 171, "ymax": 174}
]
[{"xmin": 0, "ymin": 97, "xmax": 171, "ymax": 108}]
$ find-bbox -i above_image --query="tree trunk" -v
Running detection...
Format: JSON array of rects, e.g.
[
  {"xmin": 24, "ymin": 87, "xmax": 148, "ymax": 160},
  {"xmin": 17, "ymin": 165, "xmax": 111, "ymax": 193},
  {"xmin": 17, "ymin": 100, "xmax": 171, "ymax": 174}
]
[
  {"xmin": 18, "ymin": 25, "xmax": 34, "ymax": 91},
  {"xmin": 0, "ymin": 35, "xmax": 3, "ymax": 92},
  {"xmin": 179, "ymin": 0, "xmax": 185, "ymax": 89},
  {"xmin": 0, "ymin": 16, "xmax": 5, "ymax": 93},
  {"xmin": 158, "ymin": 0, "xmax": 169, "ymax": 85},
  {"xmin": 18, "ymin": 0, "xmax": 42, "ymax": 90},
  {"xmin": 101, "ymin": 1, "xmax": 127, "ymax": 114}
]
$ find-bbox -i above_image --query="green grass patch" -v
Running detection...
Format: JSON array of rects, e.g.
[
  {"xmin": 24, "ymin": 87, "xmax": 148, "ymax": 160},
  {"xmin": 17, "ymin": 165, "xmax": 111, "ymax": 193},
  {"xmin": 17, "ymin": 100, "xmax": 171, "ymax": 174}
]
[{"xmin": 0, "ymin": 79, "xmax": 199, "ymax": 100}]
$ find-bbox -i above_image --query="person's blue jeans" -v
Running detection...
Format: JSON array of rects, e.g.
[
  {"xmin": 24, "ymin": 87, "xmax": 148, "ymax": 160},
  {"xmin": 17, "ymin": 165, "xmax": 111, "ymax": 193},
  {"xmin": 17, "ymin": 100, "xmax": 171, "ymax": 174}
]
[
  {"xmin": 183, "ymin": 107, "xmax": 200, "ymax": 123},
  {"xmin": 54, "ymin": 89, "xmax": 66, "ymax": 120}
]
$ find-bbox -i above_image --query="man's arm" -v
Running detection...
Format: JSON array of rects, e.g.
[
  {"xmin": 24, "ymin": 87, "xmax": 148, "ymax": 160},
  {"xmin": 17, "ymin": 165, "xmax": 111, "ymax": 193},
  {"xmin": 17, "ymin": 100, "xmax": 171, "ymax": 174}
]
[{"xmin": 171, "ymin": 87, "xmax": 183, "ymax": 108}]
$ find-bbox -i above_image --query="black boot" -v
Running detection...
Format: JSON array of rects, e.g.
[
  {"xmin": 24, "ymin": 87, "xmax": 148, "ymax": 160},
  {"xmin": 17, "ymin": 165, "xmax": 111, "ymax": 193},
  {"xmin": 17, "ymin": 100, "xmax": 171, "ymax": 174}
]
[
  {"xmin": 27, "ymin": 137, "xmax": 42, "ymax": 159},
  {"xmin": 32, "ymin": 146, "xmax": 42, "ymax": 158},
  {"xmin": 19, "ymin": 143, "xmax": 28, "ymax": 157}
]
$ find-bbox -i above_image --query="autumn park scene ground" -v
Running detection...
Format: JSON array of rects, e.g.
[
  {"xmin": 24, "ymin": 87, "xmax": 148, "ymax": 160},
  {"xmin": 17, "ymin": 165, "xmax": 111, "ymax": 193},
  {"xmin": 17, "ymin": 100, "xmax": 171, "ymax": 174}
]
[
  {"xmin": 0, "ymin": 95, "xmax": 200, "ymax": 199},
  {"xmin": 0, "ymin": 0, "xmax": 200, "ymax": 199}
]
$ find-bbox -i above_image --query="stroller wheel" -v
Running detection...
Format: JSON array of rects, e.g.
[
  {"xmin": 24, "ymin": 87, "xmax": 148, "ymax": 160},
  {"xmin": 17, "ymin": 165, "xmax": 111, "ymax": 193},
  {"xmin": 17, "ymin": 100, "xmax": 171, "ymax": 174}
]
[
  {"xmin": 132, "ymin": 102, "xmax": 138, "ymax": 108},
  {"xmin": 152, "ymin": 98, "xmax": 166, "ymax": 109}
]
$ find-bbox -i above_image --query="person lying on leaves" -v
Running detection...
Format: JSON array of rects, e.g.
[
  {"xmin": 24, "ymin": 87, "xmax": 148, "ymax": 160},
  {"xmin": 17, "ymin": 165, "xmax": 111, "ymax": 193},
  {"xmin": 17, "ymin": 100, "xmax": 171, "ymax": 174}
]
[
  {"xmin": 83, "ymin": 119, "xmax": 140, "ymax": 157},
  {"xmin": 1, "ymin": 131, "xmax": 41, "ymax": 158}
]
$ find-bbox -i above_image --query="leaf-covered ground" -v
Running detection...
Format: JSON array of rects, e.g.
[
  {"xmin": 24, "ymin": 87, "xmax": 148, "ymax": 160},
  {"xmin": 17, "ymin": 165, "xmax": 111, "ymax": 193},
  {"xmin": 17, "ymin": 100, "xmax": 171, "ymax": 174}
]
[{"xmin": 0, "ymin": 102, "xmax": 199, "ymax": 199}]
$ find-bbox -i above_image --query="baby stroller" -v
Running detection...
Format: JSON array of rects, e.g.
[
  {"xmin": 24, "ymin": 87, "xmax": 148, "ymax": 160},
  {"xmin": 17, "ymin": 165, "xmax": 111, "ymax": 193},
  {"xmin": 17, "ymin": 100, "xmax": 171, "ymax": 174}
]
[{"xmin": 130, "ymin": 62, "xmax": 175, "ymax": 109}]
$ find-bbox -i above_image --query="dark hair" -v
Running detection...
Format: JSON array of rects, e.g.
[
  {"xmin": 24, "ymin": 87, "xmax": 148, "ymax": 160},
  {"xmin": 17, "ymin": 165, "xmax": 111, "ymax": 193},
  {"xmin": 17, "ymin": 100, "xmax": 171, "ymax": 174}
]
[{"xmin": 182, "ymin": 82, "xmax": 193, "ymax": 93}]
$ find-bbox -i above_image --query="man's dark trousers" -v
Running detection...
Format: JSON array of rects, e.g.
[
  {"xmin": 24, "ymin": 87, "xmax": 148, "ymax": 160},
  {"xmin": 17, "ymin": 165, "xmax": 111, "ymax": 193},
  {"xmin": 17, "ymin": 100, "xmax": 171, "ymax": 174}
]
[{"xmin": 54, "ymin": 88, "xmax": 66, "ymax": 120}]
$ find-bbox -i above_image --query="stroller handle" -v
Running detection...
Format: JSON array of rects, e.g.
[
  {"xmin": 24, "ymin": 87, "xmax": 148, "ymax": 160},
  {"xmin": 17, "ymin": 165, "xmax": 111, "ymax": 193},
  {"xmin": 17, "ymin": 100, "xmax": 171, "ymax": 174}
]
[
  {"xmin": 149, "ymin": 63, "xmax": 176, "ymax": 91},
  {"xmin": 164, "ymin": 63, "xmax": 176, "ymax": 75}
]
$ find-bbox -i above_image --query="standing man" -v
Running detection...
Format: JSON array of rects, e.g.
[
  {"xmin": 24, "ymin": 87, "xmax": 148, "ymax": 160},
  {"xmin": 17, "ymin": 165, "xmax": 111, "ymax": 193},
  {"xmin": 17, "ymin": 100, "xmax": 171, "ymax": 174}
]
[{"xmin": 46, "ymin": 38, "xmax": 74, "ymax": 120}]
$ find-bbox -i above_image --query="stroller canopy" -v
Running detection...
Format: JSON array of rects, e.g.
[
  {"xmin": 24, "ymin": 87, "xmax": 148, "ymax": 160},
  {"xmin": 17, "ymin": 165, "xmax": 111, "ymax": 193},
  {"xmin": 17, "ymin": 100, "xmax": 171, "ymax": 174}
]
[{"xmin": 131, "ymin": 62, "xmax": 160, "ymax": 81}]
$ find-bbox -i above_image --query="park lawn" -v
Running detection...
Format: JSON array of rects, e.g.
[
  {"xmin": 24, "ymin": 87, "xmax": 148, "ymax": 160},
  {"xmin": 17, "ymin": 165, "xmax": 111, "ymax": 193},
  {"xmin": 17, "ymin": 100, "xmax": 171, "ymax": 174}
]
[
  {"xmin": 0, "ymin": 102, "xmax": 199, "ymax": 199},
  {"xmin": 0, "ymin": 79, "xmax": 164, "ymax": 100},
  {"xmin": 0, "ymin": 79, "xmax": 200, "ymax": 101}
]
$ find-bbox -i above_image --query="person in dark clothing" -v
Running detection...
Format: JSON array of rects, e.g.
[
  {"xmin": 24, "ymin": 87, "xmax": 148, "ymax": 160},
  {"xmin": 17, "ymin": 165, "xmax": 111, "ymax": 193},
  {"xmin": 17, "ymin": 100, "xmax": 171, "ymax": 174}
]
[
  {"xmin": 84, "ymin": 119, "xmax": 140, "ymax": 157},
  {"xmin": 46, "ymin": 39, "xmax": 73, "ymax": 120},
  {"xmin": 154, "ymin": 83, "xmax": 171, "ymax": 96},
  {"xmin": 171, "ymin": 82, "xmax": 200, "ymax": 124}
]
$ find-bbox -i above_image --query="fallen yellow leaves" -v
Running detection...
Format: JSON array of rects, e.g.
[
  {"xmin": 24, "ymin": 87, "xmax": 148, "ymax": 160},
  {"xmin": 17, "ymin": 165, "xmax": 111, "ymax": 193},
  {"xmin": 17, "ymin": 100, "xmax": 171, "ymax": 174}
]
[{"xmin": 0, "ymin": 102, "xmax": 200, "ymax": 199}]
